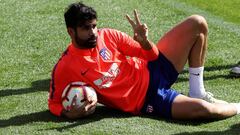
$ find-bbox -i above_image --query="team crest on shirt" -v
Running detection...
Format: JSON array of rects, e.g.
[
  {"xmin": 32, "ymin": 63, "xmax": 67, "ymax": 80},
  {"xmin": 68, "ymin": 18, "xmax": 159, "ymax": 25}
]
[{"xmin": 99, "ymin": 47, "xmax": 112, "ymax": 60}]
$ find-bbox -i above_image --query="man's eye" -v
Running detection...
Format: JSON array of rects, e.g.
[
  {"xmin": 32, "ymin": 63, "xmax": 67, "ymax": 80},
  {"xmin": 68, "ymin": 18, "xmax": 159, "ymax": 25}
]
[
  {"xmin": 82, "ymin": 24, "xmax": 96, "ymax": 30},
  {"xmin": 84, "ymin": 26, "xmax": 90, "ymax": 30}
]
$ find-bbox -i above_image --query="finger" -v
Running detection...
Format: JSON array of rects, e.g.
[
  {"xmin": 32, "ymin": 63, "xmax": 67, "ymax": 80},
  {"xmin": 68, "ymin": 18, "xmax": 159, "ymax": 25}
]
[
  {"xmin": 85, "ymin": 98, "xmax": 97, "ymax": 110},
  {"xmin": 86, "ymin": 96, "xmax": 97, "ymax": 108},
  {"xmin": 85, "ymin": 103, "xmax": 93, "ymax": 111},
  {"xmin": 85, "ymin": 92, "xmax": 95, "ymax": 103},
  {"xmin": 84, "ymin": 96, "xmax": 91, "ymax": 111},
  {"xmin": 142, "ymin": 23, "xmax": 148, "ymax": 29},
  {"xmin": 82, "ymin": 102, "xmax": 88, "ymax": 109},
  {"xmin": 85, "ymin": 104, "xmax": 96, "ymax": 116},
  {"xmin": 72, "ymin": 99, "xmax": 87, "ymax": 110},
  {"xmin": 91, "ymin": 98, "xmax": 98, "ymax": 106},
  {"xmin": 134, "ymin": 9, "xmax": 141, "ymax": 25},
  {"xmin": 85, "ymin": 92, "xmax": 91, "ymax": 102},
  {"xmin": 126, "ymin": 14, "xmax": 135, "ymax": 28}
]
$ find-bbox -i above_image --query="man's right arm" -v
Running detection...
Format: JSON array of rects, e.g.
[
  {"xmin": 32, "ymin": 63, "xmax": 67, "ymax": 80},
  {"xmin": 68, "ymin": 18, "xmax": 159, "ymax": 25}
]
[
  {"xmin": 49, "ymin": 48, "xmax": 97, "ymax": 119},
  {"xmin": 61, "ymin": 106, "xmax": 87, "ymax": 119},
  {"xmin": 61, "ymin": 94, "xmax": 97, "ymax": 119}
]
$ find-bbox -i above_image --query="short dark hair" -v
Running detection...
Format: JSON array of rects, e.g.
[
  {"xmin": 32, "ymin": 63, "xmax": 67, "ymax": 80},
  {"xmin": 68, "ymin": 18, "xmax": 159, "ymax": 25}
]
[{"xmin": 64, "ymin": 2, "xmax": 97, "ymax": 29}]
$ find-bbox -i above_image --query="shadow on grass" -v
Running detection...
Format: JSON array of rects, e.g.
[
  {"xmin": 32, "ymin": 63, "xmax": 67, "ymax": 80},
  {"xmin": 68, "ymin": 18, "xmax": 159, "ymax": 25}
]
[
  {"xmin": 0, "ymin": 104, "xmax": 236, "ymax": 133},
  {"xmin": 176, "ymin": 63, "xmax": 239, "ymax": 83},
  {"xmin": 173, "ymin": 123, "xmax": 240, "ymax": 135},
  {"xmin": 0, "ymin": 105, "xmax": 132, "ymax": 131},
  {"xmin": 0, "ymin": 79, "xmax": 50, "ymax": 97}
]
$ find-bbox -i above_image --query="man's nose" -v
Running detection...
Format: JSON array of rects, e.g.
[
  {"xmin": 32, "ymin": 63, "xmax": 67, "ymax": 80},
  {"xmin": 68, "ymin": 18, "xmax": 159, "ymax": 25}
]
[{"xmin": 89, "ymin": 28, "xmax": 95, "ymax": 36}]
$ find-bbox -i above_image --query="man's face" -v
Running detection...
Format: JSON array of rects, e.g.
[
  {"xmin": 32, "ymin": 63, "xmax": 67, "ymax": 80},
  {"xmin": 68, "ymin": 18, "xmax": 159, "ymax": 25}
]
[{"xmin": 73, "ymin": 19, "xmax": 98, "ymax": 49}]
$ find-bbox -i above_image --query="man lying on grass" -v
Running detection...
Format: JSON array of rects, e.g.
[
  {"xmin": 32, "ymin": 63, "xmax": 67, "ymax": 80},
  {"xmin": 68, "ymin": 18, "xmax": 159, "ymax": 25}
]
[{"xmin": 48, "ymin": 2, "xmax": 240, "ymax": 119}]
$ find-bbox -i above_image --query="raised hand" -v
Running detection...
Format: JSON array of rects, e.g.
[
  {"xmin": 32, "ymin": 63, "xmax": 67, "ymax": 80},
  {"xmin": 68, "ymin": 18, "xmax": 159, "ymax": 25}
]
[{"xmin": 126, "ymin": 9, "xmax": 148, "ymax": 43}]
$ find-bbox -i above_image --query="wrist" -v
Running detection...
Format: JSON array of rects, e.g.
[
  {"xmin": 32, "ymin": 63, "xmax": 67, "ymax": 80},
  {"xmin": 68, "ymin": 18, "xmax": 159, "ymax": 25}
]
[
  {"xmin": 139, "ymin": 39, "xmax": 152, "ymax": 50},
  {"xmin": 61, "ymin": 109, "xmax": 68, "ymax": 117}
]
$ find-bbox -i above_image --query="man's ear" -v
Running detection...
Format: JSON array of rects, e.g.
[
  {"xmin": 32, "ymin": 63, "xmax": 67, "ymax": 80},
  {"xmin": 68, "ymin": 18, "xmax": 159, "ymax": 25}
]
[{"xmin": 67, "ymin": 28, "xmax": 75, "ymax": 38}]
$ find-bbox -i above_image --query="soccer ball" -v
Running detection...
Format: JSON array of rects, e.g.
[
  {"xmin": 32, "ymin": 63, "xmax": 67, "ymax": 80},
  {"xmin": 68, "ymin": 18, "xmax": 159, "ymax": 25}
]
[{"xmin": 61, "ymin": 82, "xmax": 97, "ymax": 111}]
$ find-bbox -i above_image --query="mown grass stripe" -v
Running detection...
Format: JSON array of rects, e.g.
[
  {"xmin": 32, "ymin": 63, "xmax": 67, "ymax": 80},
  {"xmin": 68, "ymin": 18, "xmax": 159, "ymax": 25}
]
[{"xmin": 163, "ymin": 0, "xmax": 240, "ymax": 37}]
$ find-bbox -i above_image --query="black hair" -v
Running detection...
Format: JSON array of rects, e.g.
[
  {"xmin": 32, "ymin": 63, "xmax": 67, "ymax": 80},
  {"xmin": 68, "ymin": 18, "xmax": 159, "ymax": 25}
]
[{"xmin": 64, "ymin": 2, "xmax": 97, "ymax": 29}]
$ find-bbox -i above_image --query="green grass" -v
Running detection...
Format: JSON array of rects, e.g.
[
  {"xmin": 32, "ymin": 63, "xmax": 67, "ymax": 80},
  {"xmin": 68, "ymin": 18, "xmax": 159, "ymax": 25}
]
[
  {"xmin": 0, "ymin": 0, "xmax": 239, "ymax": 134},
  {"xmin": 176, "ymin": 0, "xmax": 240, "ymax": 25}
]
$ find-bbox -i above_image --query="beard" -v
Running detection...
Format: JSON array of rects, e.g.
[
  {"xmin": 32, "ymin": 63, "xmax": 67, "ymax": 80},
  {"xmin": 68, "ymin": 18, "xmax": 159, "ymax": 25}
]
[{"xmin": 75, "ymin": 34, "xmax": 97, "ymax": 49}]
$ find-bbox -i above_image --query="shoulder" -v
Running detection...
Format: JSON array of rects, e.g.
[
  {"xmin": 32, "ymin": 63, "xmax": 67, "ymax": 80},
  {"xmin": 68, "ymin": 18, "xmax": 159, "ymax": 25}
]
[
  {"xmin": 98, "ymin": 28, "xmax": 127, "ymax": 36},
  {"xmin": 98, "ymin": 28, "xmax": 119, "ymax": 33},
  {"xmin": 98, "ymin": 28, "xmax": 130, "ymax": 41},
  {"xmin": 53, "ymin": 48, "xmax": 74, "ymax": 75}
]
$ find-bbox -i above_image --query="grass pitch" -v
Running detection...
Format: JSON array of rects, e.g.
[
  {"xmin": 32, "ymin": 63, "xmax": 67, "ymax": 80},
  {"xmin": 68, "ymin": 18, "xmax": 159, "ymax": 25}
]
[{"xmin": 0, "ymin": 0, "xmax": 239, "ymax": 134}]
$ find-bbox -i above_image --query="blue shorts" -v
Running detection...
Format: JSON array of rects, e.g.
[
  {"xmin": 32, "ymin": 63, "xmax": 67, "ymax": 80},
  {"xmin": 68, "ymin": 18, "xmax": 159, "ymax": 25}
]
[{"xmin": 141, "ymin": 51, "xmax": 179, "ymax": 118}]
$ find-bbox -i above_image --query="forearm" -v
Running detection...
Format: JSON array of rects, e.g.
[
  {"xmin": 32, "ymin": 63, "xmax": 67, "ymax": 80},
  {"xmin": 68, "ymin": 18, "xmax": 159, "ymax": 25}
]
[
  {"xmin": 138, "ymin": 39, "xmax": 155, "ymax": 50},
  {"xmin": 60, "ymin": 103, "xmax": 96, "ymax": 119},
  {"xmin": 139, "ymin": 39, "xmax": 159, "ymax": 61},
  {"xmin": 61, "ymin": 109, "xmax": 69, "ymax": 117},
  {"xmin": 61, "ymin": 109, "xmax": 85, "ymax": 119}
]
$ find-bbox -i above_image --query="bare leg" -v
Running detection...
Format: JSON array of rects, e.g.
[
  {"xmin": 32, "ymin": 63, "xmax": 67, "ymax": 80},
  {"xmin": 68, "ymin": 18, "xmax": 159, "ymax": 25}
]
[
  {"xmin": 172, "ymin": 95, "xmax": 237, "ymax": 119},
  {"xmin": 156, "ymin": 15, "xmax": 237, "ymax": 119},
  {"xmin": 157, "ymin": 15, "xmax": 215, "ymax": 99},
  {"xmin": 157, "ymin": 15, "xmax": 208, "ymax": 72}
]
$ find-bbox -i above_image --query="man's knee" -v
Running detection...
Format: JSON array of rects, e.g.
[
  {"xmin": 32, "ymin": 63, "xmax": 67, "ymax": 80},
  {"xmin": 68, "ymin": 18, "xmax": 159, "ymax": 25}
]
[
  {"xmin": 187, "ymin": 15, "xmax": 208, "ymax": 34},
  {"xmin": 193, "ymin": 100, "xmax": 219, "ymax": 118},
  {"xmin": 172, "ymin": 96, "xmax": 215, "ymax": 119}
]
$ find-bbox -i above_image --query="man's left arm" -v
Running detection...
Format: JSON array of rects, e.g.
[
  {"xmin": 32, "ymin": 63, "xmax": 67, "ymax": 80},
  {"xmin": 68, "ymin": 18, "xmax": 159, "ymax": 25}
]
[
  {"xmin": 137, "ymin": 38, "xmax": 159, "ymax": 60},
  {"xmin": 126, "ymin": 9, "xmax": 159, "ymax": 60}
]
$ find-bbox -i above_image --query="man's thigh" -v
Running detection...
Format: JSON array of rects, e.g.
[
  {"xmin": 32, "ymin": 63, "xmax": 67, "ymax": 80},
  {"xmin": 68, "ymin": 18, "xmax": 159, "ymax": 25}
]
[{"xmin": 157, "ymin": 15, "xmax": 203, "ymax": 72}]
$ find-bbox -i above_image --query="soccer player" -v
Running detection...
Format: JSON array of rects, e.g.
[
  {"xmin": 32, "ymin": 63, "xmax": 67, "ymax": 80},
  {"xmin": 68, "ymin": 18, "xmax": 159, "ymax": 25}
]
[{"xmin": 48, "ymin": 2, "xmax": 240, "ymax": 119}]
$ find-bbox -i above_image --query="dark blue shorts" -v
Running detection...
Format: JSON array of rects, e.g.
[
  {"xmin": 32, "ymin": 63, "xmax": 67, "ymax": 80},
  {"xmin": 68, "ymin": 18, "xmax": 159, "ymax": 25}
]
[{"xmin": 141, "ymin": 51, "xmax": 179, "ymax": 118}]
